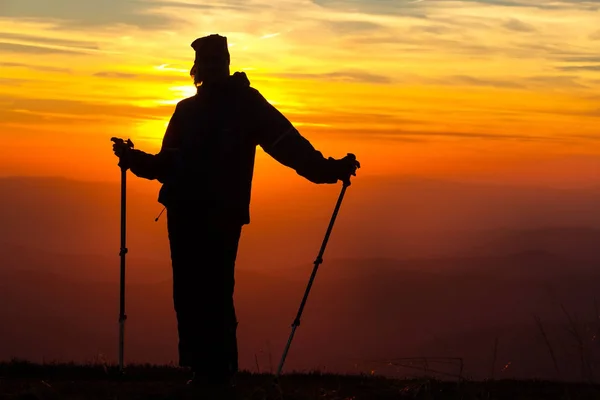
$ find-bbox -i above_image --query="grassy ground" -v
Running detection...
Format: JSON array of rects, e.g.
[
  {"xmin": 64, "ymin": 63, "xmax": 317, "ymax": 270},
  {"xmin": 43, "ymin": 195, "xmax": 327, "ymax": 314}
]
[{"xmin": 1, "ymin": 361, "xmax": 600, "ymax": 400}]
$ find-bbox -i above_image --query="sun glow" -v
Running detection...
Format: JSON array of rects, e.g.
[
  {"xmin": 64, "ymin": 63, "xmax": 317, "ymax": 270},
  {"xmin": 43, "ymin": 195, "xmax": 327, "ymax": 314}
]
[{"xmin": 157, "ymin": 85, "xmax": 198, "ymax": 105}]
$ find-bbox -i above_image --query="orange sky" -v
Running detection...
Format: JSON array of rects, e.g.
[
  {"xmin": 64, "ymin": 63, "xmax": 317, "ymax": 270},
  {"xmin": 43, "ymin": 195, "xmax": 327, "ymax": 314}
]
[{"xmin": 1, "ymin": 0, "xmax": 599, "ymax": 188}]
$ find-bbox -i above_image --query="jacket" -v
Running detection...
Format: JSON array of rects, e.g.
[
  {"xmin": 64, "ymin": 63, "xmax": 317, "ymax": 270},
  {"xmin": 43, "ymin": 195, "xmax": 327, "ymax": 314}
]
[{"xmin": 126, "ymin": 71, "xmax": 340, "ymax": 225}]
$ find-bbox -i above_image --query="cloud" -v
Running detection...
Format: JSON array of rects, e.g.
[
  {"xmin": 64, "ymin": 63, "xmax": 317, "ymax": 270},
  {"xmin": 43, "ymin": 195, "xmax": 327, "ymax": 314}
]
[
  {"xmin": 525, "ymin": 75, "xmax": 589, "ymax": 88},
  {"xmin": 0, "ymin": 0, "xmax": 175, "ymax": 29},
  {"xmin": 0, "ymin": 96, "xmax": 175, "ymax": 124},
  {"xmin": 311, "ymin": 0, "xmax": 600, "ymax": 16},
  {"xmin": 442, "ymin": 75, "xmax": 524, "ymax": 89},
  {"xmin": 0, "ymin": 42, "xmax": 85, "ymax": 55},
  {"xmin": 569, "ymin": 133, "xmax": 600, "ymax": 141},
  {"xmin": 0, "ymin": 78, "xmax": 31, "ymax": 87},
  {"xmin": 502, "ymin": 18, "xmax": 536, "ymax": 32},
  {"xmin": 92, "ymin": 70, "xmax": 188, "ymax": 84},
  {"xmin": 93, "ymin": 72, "xmax": 139, "ymax": 79},
  {"xmin": 416, "ymin": 131, "xmax": 558, "ymax": 142},
  {"xmin": 485, "ymin": 40, "xmax": 600, "ymax": 63},
  {"xmin": 289, "ymin": 109, "xmax": 424, "ymax": 126},
  {"xmin": 0, "ymin": 32, "xmax": 99, "ymax": 50},
  {"xmin": 408, "ymin": 24, "xmax": 455, "ymax": 35},
  {"xmin": 333, "ymin": 127, "xmax": 556, "ymax": 142},
  {"xmin": 591, "ymin": 30, "xmax": 600, "ymax": 40},
  {"xmin": 272, "ymin": 70, "xmax": 393, "ymax": 84},
  {"xmin": 529, "ymin": 105, "xmax": 600, "ymax": 119},
  {"xmin": 559, "ymin": 56, "xmax": 600, "ymax": 63},
  {"xmin": 324, "ymin": 20, "xmax": 383, "ymax": 34},
  {"xmin": 349, "ymin": 34, "xmax": 497, "ymax": 57},
  {"xmin": 317, "ymin": 128, "xmax": 430, "ymax": 142},
  {"xmin": 0, "ymin": 61, "xmax": 71, "ymax": 73},
  {"xmin": 557, "ymin": 65, "xmax": 600, "ymax": 71},
  {"xmin": 423, "ymin": 74, "xmax": 589, "ymax": 89},
  {"xmin": 454, "ymin": 0, "xmax": 600, "ymax": 11},
  {"xmin": 569, "ymin": 109, "xmax": 600, "ymax": 118},
  {"xmin": 311, "ymin": 0, "xmax": 428, "ymax": 17},
  {"xmin": 146, "ymin": 0, "xmax": 254, "ymax": 12}
]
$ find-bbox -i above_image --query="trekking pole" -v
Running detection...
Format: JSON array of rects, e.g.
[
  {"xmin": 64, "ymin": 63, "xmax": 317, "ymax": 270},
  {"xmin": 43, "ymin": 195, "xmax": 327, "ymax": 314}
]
[
  {"xmin": 275, "ymin": 157, "xmax": 355, "ymax": 381},
  {"xmin": 111, "ymin": 137, "xmax": 134, "ymax": 374}
]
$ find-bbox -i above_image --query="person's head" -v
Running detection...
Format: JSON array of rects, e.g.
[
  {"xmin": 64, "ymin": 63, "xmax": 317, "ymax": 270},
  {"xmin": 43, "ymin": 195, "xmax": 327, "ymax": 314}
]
[{"xmin": 190, "ymin": 34, "xmax": 230, "ymax": 87}]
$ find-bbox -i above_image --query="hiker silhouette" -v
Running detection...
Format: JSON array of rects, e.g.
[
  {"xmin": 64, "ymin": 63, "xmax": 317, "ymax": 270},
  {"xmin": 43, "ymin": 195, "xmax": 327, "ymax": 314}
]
[{"xmin": 112, "ymin": 33, "xmax": 360, "ymax": 386}]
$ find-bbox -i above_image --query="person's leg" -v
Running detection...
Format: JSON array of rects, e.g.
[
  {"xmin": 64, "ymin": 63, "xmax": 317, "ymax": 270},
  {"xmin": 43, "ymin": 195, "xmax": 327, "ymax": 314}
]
[
  {"xmin": 167, "ymin": 207, "xmax": 199, "ymax": 369},
  {"xmin": 193, "ymin": 221, "xmax": 242, "ymax": 381},
  {"xmin": 167, "ymin": 207, "xmax": 242, "ymax": 380}
]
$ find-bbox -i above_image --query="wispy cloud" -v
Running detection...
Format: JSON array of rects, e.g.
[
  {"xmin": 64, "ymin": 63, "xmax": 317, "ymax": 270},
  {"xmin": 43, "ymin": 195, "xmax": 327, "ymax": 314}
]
[
  {"xmin": 0, "ymin": 77, "xmax": 31, "ymax": 87},
  {"xmin": 0, "ymin": 62, "xmax": 71, "ymax": 73},
  {"xmin": 441, "ymin": 75, "xmax": 524, "ymax": 89},
  {"xmin": 0, "ymin": 42, "xmax": 86, "ymax": 54},
  {"xmin": 324, "ymin": 20, "xmax": 383, "ymax": 34},
  {"xmin": 408, "ymin": 24, "xmax": 455, "ymax": 35},
  {"xmin": 272, "ymin": 70, "xmax": 393, "ymax": 84},
  {"xmin": 260, "ymin": 32, "xmax": 280, "ymax": 39},
  {"xmin": 0, "ymin": 32, "xmax": 99, "ymax": 50},
  {"xmin": 311, "ymin": 0, "xmax": 429, "ymax": 17},
  {"xmin": 432, "ymin": 0, "xmax": 600, "ymax": 11},
  {"xmin": 0, "ymin": 96, "xmax": 175, "ymax": 123},
  {"xmin": 525, "ymin": 75, "xmax": 589, "ymax": 88},
  {"xmin": 0, "ymin": 0, "xmax": 175, "ymax": 28},
  {"xmin": 327, "ymin": 127, "xmax": 558, "ymax": 143},
  {"xmin": 92, "ymin": 70, "xmax": 188, "ymax": 84},
  {"xmin": 557, "ymin": 65, "xmax": 600, "ymax": 72},
  {"xmin": 568, "ymin": 133, "xmax": 600, "ymax": 141},
  {"xmin": 93, "ymin": 71, "xmax": 139, "ymax": 79},
  {"xmin": 146, "ymin": 0, "xmax": 254, "ymax": 12},
  {"xmin": 426, "ymin": 74, "xmax": 590, "ymax": 90},
  {"xmin": 559, "ymin": 56, "xmax": 600, "ymax": 63},
  {"xmin": 502, "ymin": 18, "xmax": 536, "ymax": 32}
]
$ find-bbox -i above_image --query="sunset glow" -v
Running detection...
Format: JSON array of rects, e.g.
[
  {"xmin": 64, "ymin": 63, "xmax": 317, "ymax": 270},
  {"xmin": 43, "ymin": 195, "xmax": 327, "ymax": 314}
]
[{"xmin": 0, "ymin": 0, "xmax": 599, "ymax": 185}]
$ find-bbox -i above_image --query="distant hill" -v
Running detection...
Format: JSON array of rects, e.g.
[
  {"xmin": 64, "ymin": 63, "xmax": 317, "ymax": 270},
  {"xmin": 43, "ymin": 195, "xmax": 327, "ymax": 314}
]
[
  {"xmin": 0, "ymin": 243, "xmax": 171, "ymax": 284},
  {"xmin": 0, "ymin": 176, "xmax": 169, "ymax": 258},
  {"xmin": 1, "ymin": 248, "xmax": 600, "ymax": 380},
  {"xmin": 466, "ymin": 227, "xmax": 600, "ymax": 263}
]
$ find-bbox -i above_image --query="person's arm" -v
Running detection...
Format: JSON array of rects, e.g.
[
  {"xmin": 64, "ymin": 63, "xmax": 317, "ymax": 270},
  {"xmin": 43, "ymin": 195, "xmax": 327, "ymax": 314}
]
[
  {"xmin": 246, "ymin": 89, "xmax": 342, "ymax": 184},
  {"xmin": 122, "ymin": 105, "xmax": 183, "ymax": 182}
]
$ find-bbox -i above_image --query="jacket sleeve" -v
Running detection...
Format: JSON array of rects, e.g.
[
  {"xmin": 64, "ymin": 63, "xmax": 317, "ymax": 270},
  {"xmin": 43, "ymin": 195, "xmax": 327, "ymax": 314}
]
[
  {"xmin": 127, "ymin": 105, "xmax": 182, "ymax": 183},
  {"xmin": 246, "ymin": 89, "xmax": 339, "ymax": 184}
]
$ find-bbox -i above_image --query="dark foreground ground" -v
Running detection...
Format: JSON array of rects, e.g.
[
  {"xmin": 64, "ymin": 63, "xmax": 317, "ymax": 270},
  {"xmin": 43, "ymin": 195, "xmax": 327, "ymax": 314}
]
[{"xmin": 1, "ymin": 361, "xmax": 600, "ymax": 400}]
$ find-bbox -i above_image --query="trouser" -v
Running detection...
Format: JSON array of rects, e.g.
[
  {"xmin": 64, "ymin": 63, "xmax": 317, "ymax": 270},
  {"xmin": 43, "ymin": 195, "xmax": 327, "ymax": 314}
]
[{"xmin": 166, "ymin": 206, "xmax": 243, "ymax": 378}]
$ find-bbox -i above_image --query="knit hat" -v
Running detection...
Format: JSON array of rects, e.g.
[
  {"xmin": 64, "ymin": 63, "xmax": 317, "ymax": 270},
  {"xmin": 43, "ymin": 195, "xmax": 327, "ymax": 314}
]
[{"xmin": 191, "ymin": 34, "xmax": 230, "ymax": 66}]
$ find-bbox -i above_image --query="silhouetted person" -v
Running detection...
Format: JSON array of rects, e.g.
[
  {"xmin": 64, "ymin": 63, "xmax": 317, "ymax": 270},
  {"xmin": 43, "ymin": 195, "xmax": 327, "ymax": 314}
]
[{"xmin": 112, "ymin": 34, "xmax": 360, "ymax": 387}]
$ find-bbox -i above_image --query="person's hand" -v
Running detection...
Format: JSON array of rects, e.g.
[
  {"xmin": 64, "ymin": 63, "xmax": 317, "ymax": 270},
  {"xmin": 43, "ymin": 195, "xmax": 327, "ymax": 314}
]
[
  {"xmin": 334, "ymin": 153, "xmax": 360, "ymax": 185},
  {"xmin": 111, "ymin": 137, "xmax": 134, "ymax": 169},
  {"xmin": 113, "ymin": 142, "xmax": 128, "ymax": 158}
]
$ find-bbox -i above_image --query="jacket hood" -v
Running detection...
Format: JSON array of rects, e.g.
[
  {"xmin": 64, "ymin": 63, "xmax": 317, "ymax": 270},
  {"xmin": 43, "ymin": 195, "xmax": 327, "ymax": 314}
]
[{"xmin": 229, "ymin": 71, "xmax": 250, "ymax": 87}]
